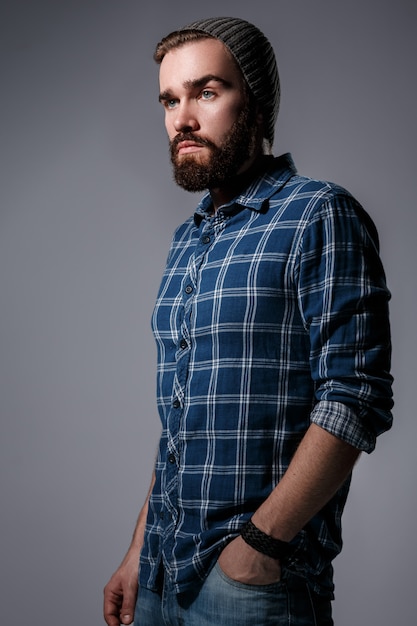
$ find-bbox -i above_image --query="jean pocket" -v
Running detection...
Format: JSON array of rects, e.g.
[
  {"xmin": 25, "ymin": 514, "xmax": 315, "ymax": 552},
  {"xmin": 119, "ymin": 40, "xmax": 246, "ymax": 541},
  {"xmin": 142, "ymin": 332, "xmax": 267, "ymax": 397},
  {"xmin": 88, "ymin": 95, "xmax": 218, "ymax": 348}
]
[{"xmin": 214, "ymin": 561, "xmax": 283, "ymax": 593}]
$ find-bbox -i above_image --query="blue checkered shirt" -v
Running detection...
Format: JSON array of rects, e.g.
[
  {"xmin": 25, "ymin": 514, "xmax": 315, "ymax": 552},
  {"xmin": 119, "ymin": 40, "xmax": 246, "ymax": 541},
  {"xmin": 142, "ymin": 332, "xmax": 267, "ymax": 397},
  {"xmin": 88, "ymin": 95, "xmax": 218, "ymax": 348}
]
[{"xmin": 139, "ymin": 154, "xmax": 393, "ymax": 597}]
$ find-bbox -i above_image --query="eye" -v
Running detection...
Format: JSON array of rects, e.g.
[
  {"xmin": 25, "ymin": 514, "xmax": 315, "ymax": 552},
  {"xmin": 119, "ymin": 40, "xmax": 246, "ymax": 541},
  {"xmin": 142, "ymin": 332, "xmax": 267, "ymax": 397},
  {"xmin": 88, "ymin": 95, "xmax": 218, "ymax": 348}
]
[
  {"xmin": 166, "ymin": 99, "xmax": 178, "ymax": 109},
  {"xmin": 201, "ymin": 90, "xmax": 215, "ymax": 100},
  {"xmin": 160, "ymin": 97, "xmax": 178, "ymax": 110}
]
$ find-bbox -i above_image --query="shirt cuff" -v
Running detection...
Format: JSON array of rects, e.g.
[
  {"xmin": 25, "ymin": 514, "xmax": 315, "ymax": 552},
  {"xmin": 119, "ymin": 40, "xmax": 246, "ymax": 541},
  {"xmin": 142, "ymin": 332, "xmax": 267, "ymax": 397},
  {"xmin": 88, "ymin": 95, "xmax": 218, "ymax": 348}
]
[{"xmin": 310, "ymin": 400, "xmax": 376, "ymax": 453}]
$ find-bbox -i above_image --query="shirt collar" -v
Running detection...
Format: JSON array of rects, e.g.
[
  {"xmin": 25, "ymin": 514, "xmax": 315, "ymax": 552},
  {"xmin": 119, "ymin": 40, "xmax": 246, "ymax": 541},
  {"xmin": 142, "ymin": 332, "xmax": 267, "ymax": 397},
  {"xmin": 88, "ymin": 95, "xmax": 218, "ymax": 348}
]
[{"xmin": 194, "ymin": 153, "xmax": 297, "ymax": 226}]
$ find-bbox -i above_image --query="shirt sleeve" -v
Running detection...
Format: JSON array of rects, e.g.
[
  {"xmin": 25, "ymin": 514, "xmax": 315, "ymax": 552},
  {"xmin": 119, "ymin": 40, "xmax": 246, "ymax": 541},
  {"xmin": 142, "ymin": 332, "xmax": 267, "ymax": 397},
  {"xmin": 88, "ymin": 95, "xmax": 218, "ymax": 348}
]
[{"xmin": 296, "ymin": 191, "xmax": 393, "ymax": 452}]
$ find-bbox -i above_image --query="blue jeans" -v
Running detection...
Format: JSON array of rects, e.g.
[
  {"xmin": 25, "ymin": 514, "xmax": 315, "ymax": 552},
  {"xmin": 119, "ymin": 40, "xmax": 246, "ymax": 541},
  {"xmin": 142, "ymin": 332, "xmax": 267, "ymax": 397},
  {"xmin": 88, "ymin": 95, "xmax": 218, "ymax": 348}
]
[{"xmin": 134, "ymin": 562, "xmax": 333, "ymax": 625}]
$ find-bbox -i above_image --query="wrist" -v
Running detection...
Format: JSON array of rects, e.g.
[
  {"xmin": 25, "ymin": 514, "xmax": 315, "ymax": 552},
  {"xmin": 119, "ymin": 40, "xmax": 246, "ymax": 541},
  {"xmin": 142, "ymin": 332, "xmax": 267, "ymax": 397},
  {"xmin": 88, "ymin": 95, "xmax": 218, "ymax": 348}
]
[{"xmin": 240, "ymin": 519, "xmax": 294, "ymax": 561}]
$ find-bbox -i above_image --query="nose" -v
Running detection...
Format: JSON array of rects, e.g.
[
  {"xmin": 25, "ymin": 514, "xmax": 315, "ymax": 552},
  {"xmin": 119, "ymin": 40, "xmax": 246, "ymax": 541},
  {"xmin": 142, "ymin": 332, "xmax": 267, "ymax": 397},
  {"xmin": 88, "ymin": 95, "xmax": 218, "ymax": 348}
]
[{"xmin": 173, "ymin": 101, "xmax": 199, "ymax": 133}]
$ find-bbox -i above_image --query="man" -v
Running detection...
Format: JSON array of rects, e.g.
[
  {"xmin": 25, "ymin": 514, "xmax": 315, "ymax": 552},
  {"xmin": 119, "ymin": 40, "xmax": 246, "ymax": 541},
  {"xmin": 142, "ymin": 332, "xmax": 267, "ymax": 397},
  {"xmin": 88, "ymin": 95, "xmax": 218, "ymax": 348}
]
[{"xmin": 104, "ymin": 17, "xmax": 393, "ymax": 626}]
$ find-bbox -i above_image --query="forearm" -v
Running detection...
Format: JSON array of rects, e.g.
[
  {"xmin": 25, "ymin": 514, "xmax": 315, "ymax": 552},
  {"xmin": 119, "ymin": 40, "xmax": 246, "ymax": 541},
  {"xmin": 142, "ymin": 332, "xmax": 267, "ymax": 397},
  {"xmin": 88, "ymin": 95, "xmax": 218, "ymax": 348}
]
[
  {"xmin": 126, "ymin": 471, "xmax": 156, "ymax": 555},
  {"xmin": 103, "ymin": 471, "xmax": 156, "ymax": 626},
  {"xmin": 252, "ymin": 423, "xmax": 361, "ymax": 542}
]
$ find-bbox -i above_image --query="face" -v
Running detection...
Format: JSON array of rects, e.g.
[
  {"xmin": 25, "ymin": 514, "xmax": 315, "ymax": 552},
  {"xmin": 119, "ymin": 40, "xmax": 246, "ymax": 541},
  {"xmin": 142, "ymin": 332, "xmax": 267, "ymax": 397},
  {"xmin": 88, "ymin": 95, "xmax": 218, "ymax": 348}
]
[{"xmin": 158, "ymin": 38, "xmax": 260, "ymax": 192}]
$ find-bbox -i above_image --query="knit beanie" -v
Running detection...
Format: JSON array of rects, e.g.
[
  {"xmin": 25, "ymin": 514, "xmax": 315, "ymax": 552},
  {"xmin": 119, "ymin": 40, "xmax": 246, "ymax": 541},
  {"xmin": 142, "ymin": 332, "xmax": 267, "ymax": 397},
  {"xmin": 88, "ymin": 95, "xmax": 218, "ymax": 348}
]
[{"xmin": 180, "ymin": 17, "xmax": 280, "ymax": 146}]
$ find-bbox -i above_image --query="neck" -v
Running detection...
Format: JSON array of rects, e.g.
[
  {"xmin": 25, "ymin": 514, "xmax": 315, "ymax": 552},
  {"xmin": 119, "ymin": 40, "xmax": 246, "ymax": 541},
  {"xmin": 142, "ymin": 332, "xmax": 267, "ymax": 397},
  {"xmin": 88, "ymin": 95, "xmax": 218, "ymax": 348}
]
[{"xmin": 209, "ymin": 153, "xmax": 268, "ymax": 211}]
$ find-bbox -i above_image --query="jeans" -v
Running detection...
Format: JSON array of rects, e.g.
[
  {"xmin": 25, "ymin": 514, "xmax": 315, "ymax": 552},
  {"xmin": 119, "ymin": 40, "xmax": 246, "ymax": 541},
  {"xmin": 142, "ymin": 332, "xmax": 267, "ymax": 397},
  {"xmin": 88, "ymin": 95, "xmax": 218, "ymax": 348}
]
[{"xmin": 134, "ymin": 562, "xmax": 333, "ymax": 625}]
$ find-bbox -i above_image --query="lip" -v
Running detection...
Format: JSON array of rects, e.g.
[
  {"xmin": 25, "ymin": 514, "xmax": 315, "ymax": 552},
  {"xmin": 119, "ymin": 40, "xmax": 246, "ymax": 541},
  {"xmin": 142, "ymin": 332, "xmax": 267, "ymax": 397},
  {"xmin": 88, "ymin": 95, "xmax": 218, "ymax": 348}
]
[{"xmin": 177, "ymin": 140, "xmax": 205, "ymax": 155}]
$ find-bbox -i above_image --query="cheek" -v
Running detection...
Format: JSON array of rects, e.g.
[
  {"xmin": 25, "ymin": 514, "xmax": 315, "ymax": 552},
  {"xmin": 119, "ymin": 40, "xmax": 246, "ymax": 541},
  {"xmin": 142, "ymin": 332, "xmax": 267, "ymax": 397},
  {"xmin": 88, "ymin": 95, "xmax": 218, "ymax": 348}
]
[
  {"xmin": 164, "ymin": 115, "xmax": 176, "ymax": 140},
  {"xmin": 209, "ymin": 104, "xmax": 244, "ymax": 136}
]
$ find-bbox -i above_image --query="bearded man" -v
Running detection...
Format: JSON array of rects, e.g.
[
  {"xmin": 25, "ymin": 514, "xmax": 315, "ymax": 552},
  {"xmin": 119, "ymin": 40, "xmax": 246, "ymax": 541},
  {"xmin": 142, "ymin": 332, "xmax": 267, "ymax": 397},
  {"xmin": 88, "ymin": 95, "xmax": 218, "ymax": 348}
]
[{"xmin": 104, "ymin": 17, "xmax": 393, "ymax": 626}]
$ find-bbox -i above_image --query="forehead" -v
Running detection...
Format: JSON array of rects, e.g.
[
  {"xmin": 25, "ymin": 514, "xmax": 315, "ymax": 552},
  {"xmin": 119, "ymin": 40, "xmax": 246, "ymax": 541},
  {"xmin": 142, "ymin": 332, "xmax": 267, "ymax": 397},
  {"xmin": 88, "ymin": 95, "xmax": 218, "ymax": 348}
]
[{"xmin": 159, "ymin": 38, "xmax": 244, "ymax": 90}]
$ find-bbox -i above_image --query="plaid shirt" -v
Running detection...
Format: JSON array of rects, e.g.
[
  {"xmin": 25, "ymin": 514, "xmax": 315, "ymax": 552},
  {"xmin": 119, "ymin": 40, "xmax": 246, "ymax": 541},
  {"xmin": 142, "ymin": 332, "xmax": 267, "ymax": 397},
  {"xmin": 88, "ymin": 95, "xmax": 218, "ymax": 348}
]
[{"xmin": 139, "ymin": 154, "xmax": 393, "ymax": 597}]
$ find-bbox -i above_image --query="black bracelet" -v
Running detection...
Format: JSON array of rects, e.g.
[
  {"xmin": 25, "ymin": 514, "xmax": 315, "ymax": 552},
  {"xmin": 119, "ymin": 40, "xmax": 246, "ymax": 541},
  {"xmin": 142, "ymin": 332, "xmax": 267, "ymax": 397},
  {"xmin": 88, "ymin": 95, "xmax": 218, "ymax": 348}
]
[{"xmin": 241, "ymin": 519, "xmax": 293, "ymax": 560}]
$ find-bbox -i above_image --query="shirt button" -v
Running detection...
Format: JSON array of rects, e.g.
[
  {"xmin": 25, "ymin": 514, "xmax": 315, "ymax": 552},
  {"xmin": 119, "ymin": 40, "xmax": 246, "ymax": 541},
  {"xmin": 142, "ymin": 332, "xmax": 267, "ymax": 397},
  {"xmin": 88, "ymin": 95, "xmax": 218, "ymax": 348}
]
[
  {"xmin": 168, "ymin": 454, "xmax": 176, "ymax": 464},
  {"xmin": 185, "ymin": 285, "xmax": 193, "ymax": 294},
  {"xmin": 172, "ymin": 398, "xmax": 180, "ymax": 408},
  {"xmin": 180, "ymin": 338, "xmax": 188, "ymax": 349},
  {"xmin": 202, "ymin": 235, "xmax": 210, "ymax": 244}
]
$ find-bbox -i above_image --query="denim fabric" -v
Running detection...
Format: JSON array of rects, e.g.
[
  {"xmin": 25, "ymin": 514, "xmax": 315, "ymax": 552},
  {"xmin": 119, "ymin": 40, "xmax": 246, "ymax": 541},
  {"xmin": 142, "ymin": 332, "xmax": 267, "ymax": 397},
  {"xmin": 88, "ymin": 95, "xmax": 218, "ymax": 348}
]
[{"xmin": 135, "ymin": 563, "xmax": 333, "ymax": 626}]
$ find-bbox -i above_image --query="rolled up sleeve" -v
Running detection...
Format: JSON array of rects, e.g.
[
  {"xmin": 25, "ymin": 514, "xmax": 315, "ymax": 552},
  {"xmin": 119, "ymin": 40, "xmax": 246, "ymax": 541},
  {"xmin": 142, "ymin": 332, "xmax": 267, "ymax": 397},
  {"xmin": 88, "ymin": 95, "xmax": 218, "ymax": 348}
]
[{"xmin": 297, "ymin": 193, "xmax": 393, "ymax": 452}]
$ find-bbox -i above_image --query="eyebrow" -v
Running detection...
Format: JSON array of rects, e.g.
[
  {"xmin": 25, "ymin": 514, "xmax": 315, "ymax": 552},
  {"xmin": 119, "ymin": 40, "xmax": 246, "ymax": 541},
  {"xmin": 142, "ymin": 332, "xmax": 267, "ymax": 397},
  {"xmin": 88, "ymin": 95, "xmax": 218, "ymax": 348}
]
[{"xmin": 159, "ymin": 74, "xmax": 232, "ymax": 102}]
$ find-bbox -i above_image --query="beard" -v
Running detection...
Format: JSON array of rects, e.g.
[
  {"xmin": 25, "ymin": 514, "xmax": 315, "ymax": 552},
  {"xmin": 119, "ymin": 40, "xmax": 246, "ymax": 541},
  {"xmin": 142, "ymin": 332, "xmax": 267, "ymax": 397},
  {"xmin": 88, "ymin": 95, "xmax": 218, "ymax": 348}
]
[{"xmin": 169, "ymin": 104, "xmax": 258, "ymax": 192}]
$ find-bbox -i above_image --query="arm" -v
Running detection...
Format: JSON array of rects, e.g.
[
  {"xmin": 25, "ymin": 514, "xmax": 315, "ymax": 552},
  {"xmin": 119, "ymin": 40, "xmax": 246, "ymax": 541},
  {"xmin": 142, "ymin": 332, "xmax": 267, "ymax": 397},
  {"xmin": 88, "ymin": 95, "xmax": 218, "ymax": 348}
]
[
  {"xmin": 252, "ymin": 423, "xmax": 360, "ymax": 541},
  {"xmin": 218, "ymin": 423, "xmax": 360, "ymax": 583},
  {"xmin": 219, "ymin": 194, "xmax": 391, "ymax": 584},
  {"xmin": 103, "ymin": 472, "xmax": 155, "ymax": 626}
]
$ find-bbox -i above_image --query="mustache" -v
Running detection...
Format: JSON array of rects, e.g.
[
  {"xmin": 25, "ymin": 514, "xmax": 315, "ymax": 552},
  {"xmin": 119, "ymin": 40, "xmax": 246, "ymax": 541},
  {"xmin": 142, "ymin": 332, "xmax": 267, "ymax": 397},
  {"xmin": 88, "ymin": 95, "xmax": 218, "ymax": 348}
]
[{"xmin": 170, "ymin": 133, "xmax": 216, "ymax": 152}]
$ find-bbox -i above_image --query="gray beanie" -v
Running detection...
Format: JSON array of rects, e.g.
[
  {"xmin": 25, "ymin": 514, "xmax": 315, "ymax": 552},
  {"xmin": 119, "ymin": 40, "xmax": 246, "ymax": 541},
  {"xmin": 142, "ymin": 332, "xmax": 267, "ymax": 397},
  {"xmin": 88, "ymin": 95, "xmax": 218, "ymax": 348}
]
[{"xmin": 181, "ymin": 17, "xmax": 280, "ymax": 146}]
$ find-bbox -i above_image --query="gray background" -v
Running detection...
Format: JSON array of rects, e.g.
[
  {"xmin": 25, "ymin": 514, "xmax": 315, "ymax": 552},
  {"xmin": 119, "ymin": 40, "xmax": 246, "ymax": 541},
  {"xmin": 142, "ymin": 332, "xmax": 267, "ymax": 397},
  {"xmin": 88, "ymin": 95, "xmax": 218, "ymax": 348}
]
[{"xmin": 1, "ymin": 0, "xmax": 415, "ymax": 624}]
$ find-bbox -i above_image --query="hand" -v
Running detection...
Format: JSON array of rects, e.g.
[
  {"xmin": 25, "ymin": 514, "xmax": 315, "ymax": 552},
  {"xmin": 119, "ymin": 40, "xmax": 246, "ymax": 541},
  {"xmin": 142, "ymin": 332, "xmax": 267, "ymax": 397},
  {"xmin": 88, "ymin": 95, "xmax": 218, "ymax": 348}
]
[
  {"xmin": 103, "ymin": 551, "xmax": 139, "ymax": 626},
  {"xmin": 218, "ymin": 535, "xmax": 281, "ymax": 585}
]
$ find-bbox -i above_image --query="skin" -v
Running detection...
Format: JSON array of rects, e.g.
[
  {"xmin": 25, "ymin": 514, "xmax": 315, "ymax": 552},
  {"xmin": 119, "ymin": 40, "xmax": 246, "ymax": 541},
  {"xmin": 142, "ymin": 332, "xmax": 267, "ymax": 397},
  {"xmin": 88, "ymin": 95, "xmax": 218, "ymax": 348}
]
[{"xmin": 103, "ymin": 38, "xmax": 361, "ymax": 625}]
